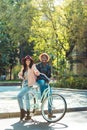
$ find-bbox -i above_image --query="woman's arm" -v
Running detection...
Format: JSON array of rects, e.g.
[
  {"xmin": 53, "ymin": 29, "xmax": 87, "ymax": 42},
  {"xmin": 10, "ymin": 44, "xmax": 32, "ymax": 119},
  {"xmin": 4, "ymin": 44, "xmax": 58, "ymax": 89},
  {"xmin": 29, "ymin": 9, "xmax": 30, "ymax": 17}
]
[
  {"xmin": 18, "ymin": 66, "xmax": 24, "ymax": 80},
  {"xmin": 33, "ymin": 64, "xmax": 40, "ymax": 76}
]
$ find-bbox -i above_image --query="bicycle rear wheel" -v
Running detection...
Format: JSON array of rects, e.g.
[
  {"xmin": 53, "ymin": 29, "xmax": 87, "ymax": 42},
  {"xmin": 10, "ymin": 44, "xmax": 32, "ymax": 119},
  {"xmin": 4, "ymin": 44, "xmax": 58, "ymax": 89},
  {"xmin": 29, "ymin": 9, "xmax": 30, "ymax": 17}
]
[{"xmin": 41, "ymin": 94, "xmax": 67, "ymax": 123}]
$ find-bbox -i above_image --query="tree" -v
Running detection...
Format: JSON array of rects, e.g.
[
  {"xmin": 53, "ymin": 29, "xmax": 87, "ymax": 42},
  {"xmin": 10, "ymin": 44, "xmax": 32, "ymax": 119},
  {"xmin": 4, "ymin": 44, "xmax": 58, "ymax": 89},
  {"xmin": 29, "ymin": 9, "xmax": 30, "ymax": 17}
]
[
  {"xmin": 0, "ymin": 0, "xmax": 35, "ymax": 79},
  {"xmin": 0, "ymin": 21, "xmax": 19, "ymax": 79},
  {"xmin": 62, "ymin": 0, "xmax": 87, "ymax": 56},
  {"xmin": 30, "ymin": 0, "xmax": 87, "ymax": 72},
  {"xmin": 28, "ymin": 0, "xmax": 69, "ymax": 78}
]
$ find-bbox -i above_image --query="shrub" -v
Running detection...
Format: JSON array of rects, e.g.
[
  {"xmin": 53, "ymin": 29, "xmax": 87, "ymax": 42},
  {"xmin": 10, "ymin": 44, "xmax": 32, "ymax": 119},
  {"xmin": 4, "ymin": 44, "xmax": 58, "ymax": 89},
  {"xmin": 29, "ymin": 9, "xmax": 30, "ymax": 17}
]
[{"xmin": 51, "ymin": 76, "xmax": 87, "ymax": 89}]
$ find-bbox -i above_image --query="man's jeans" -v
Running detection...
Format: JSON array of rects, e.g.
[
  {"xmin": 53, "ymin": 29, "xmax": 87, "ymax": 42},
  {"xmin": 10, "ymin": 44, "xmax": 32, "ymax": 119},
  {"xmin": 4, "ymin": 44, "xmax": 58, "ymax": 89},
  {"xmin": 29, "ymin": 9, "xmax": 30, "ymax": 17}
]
[
  {"xmin": 17, "ymin": 80, "xmax": 32, "ymax": 110},
  {"xmin": 37, "ymin": 79, "xmax": 52, "ymax": 113}
]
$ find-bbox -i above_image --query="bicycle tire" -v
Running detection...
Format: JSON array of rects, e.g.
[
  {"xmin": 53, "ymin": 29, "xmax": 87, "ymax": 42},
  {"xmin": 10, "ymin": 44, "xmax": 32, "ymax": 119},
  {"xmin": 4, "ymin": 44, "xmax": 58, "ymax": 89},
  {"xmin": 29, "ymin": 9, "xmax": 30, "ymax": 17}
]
[{"xmin": 41, "ymin": 93, "xmax": 67, "ymax": 123}]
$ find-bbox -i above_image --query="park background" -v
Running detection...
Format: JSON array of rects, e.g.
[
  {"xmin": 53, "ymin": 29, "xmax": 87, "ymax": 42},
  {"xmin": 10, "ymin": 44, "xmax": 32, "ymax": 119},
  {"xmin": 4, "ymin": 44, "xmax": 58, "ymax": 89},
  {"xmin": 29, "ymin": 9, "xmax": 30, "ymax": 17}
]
[{"xmin": 0, "ymin": 0, "xmax": 87, "ymax": 89}]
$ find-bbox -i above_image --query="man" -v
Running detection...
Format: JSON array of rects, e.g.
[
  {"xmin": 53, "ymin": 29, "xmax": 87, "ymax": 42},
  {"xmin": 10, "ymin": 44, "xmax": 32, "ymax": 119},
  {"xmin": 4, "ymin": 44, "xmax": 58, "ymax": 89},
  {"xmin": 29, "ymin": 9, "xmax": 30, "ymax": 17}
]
[{"xmin": 36, "ymin": 53, "xmax": 54, "ymax": 118}]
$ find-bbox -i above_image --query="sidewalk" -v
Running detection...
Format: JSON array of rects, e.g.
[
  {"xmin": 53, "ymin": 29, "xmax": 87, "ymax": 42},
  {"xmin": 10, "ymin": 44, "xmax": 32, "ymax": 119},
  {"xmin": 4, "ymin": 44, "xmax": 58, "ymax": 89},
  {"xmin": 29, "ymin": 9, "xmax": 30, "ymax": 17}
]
[
  {"xmin": 0, "ymin": 111, "xmax": 87, "ymax": 130},
  {"xmin": 0, "ymin": 85, "xmax": 87, "ymax": 118}
]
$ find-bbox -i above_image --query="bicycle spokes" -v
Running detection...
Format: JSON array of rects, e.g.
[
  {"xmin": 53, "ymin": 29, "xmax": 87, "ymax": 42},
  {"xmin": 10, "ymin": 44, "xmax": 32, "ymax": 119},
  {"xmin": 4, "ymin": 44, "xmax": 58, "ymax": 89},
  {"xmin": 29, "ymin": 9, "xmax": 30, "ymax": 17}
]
[{"xmin": 41, "ymin": 94, "xmax": 67, "ymax": 123}]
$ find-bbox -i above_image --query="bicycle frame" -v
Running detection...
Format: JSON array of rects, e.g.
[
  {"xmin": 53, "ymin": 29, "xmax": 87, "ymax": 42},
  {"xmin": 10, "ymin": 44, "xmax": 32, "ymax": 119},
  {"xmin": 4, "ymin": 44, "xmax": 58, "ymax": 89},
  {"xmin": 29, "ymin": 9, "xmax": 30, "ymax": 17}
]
[
  {"xmin": 28, "ymin": 78, "xmax": 67, "ymax": 122},
  {"xmin": 41, "ymin": 84, "xmax": 51, "ymax": 102},
  {"xmin": 28, "ymin": 83, "xmax": 51, "ymax": 111}
]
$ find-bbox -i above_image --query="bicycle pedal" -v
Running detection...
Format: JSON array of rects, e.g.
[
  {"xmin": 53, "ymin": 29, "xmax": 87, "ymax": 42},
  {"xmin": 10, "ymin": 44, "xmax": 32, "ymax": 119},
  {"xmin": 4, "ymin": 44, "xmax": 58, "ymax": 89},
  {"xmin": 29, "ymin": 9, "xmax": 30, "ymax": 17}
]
[{"xmin": 30, "ymin": 113, "xmax": 34, "ymax": 116}]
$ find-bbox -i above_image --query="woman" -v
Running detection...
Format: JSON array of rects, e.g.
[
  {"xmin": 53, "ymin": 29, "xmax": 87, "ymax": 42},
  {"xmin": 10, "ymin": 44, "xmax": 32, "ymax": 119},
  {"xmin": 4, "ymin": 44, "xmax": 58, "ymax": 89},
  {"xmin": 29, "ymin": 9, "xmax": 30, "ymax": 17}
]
[{"xmin": 17, "ymin": 55, "xmax": 40, "ymax": 121}]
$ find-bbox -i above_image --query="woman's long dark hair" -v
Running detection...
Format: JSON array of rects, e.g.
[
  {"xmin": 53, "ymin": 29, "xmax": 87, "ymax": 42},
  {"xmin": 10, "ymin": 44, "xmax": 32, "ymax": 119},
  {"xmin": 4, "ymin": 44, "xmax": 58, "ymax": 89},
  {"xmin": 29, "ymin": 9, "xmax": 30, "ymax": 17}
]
[{"xmin": 22, "ymin": 59, "xmax": 33, "ymax": 77}]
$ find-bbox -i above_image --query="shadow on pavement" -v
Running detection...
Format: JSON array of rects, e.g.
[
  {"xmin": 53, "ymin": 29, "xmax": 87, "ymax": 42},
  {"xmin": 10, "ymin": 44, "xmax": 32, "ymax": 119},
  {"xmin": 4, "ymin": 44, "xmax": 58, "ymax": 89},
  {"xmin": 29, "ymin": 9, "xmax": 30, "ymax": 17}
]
[{"xmin": 5, "ymin": 120, "xmax": 68, "ymax": 130}]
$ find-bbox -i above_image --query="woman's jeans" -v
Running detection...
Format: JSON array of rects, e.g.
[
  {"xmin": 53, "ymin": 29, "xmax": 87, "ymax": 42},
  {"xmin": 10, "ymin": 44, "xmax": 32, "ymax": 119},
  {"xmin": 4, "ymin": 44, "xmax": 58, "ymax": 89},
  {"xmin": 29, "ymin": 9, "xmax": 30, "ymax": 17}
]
[
  {"xmin": 37, "ymin": 79, "xmax": 52, "ymax": 114},
  {"xmin": 17, "ymin": 80, "xmax": 32, "ymax": 110}
]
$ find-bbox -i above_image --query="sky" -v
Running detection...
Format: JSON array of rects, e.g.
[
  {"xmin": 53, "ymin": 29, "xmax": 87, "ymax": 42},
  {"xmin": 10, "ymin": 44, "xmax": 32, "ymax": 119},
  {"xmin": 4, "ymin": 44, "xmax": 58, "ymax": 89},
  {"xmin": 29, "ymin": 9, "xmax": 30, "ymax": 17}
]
[{"xmin": 54, "ymin": 0, "xmax": 64, "ymax": 5}]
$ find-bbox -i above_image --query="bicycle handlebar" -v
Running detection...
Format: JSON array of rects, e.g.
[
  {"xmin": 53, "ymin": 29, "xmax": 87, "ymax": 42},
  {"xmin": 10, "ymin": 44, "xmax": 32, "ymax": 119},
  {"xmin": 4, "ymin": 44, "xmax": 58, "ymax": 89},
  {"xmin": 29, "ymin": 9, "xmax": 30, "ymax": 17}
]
[{"xmin": 40, "ymin": 73, "xmax": 50, "ymax": 81}]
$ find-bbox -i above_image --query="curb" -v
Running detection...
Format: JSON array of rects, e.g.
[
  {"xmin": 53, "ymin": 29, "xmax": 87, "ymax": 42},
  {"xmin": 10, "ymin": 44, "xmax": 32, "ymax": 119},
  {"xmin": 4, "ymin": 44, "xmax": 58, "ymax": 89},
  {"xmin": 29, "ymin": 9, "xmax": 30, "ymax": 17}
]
[
  {"xmin": 66, "ymin": 107, "xmax": 87, "ymax": 112},
  {"xmin": 0, "ymin": 107, "xmax": 87, "ymax": 119},
  {"xmin": 0, "ymin": 82, "xmax": 21, "ymax": 86}
]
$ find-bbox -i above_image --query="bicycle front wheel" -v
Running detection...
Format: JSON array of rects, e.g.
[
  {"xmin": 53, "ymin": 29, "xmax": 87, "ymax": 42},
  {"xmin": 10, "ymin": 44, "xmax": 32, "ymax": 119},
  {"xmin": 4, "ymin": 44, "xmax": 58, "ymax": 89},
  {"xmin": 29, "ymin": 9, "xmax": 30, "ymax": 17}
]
[{"xmin": 41, "ymin": 94, "xmax": 67, "ymax": 123}]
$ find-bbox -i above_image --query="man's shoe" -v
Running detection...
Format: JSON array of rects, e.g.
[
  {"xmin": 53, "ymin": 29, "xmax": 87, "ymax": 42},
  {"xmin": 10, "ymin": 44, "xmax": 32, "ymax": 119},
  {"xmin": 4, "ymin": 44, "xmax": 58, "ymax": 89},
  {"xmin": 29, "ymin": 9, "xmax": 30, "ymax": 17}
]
[{"xmin": 48, "ymin": 113, "xmax": 56, "ymax": 118}]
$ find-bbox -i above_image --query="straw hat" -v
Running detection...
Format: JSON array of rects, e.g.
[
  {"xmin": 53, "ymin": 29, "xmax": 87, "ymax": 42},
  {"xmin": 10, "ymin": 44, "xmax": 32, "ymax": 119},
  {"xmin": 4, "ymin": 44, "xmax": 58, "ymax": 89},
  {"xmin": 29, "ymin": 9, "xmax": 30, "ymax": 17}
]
[{"xmin": 39, "ymin": 53, "xmax": 50, "ymax": 62}]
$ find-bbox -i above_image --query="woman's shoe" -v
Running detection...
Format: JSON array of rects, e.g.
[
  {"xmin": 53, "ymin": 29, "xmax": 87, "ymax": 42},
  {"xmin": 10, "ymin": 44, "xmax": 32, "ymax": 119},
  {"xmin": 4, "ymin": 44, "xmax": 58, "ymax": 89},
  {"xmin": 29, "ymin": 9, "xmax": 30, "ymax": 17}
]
[
  {"xmin": 20, "ymin": 109, "xmax": 27, "ymax": 121},
  {"xmin": 25, "ymin": 116, "xmax": 31, "ymax": 120},
  {"xmin": 25, "ymin": 110, "xmax": 31, "ymax": 120}
]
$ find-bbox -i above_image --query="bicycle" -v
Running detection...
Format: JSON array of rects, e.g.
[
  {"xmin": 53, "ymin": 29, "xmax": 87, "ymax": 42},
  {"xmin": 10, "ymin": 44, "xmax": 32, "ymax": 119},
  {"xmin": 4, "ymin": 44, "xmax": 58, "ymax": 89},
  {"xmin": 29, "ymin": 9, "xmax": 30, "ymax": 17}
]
[{"xmin": 27, "ymin": 73, "xmax": 67, "ymax": 123}]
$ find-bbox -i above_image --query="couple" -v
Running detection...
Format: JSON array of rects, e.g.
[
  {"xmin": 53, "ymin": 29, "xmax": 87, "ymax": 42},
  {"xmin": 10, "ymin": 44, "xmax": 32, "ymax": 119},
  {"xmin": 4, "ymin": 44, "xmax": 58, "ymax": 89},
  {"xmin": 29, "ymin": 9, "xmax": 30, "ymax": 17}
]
[{"xmin": 17, "ymin": 53, "xmax": 52, "ymax": 121}]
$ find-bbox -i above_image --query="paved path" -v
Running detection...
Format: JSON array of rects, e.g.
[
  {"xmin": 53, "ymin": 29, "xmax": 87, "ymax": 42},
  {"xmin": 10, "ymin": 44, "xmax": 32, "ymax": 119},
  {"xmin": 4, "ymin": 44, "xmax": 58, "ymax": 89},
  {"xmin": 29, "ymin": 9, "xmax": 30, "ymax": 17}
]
[
  {"xmin": 0, "ymin": 86, "xmax": 87, "ymax": 118},
  {"xmin": 0, "ymin": 111, "xmax": 87, "ymax": 130}
]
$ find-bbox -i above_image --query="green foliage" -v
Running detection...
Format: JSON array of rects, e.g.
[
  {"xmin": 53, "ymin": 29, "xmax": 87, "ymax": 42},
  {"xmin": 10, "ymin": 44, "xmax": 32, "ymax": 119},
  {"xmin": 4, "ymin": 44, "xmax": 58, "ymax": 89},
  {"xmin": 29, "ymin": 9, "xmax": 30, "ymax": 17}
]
[
  {"xmin": 0, "ymin": 0, "xmax": 35, "ymax": 77},
  {"xmin": 0, "ymin": 0, "xmax": 87, "ymax": 80},
  {"xmin": 53, "ymin": 76, "xmax": 87, "ymax": 89},
  {"xmin": 63, "ymin": 0, "xmax": 87, "ymax": 57},
  {"xmin": 0, "ymin": 21, "xmax": 18, "ymax": 75},
  {"xmin": 12, "ymin": 64, "xmax": 21, "ymax": 80}
]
